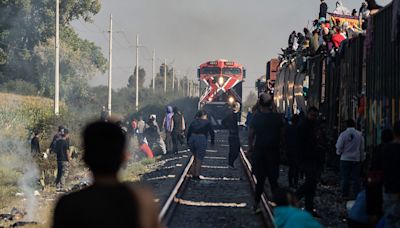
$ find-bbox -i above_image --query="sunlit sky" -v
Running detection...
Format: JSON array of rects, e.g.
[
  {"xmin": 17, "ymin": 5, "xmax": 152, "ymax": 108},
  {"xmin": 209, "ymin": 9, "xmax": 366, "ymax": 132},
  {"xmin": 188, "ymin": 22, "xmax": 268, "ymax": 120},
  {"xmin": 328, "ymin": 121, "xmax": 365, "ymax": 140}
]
[{"xmin": 72, "ymin": 0, "xmax": 391, "ymax": 98}]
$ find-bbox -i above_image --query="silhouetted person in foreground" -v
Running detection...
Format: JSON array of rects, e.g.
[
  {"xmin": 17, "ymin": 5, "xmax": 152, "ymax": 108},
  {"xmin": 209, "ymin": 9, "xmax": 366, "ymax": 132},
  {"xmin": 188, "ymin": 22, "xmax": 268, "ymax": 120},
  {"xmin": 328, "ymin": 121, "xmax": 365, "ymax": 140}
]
[
  {"xmin": 248, "ymin": 93, "xmax": 283, "ymax": 212},
  {"xmin": 53, "ymin": 121, "xmax": 161, "ymax": 228}
]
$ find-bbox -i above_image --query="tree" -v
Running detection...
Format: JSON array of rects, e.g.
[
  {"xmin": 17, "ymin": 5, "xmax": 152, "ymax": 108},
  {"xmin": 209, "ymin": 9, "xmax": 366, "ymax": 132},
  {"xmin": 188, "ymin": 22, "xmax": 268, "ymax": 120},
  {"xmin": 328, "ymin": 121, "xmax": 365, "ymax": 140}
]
[
  {"xmin": 0, "ymin": 0, "xmax": 105, "ymax": 98},
  {"xmin": 127, "ymin": 67, "xmax": 146, "ymax": 88}
]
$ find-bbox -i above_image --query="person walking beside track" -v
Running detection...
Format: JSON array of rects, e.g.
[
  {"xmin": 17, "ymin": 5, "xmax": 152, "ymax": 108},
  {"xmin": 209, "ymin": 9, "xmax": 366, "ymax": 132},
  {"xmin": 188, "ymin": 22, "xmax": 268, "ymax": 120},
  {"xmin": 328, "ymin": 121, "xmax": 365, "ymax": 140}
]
[
  {"xmin": 336, "ymin": 119, "xmax": 365, "ymax": 199},
  {"xmin": 222, "ymin": 102, "xmax": 241, "ymax": 169},
  {"xmin": 172, "ymin": 107, "xmax": 186, "ymax": 154},
  {"xmin": 296, "ymin": 106, "xmax": 320, "ymax": 216},
  {"xmin": 162, "ymin": 106, "xmax": 174, "ymax": 153},
  {"xmin": 53, "ymin": 121, "xmax": 161, "ymax": 228},
  {"xmin": 248, "ymin": 93, "xmax": 283, "ymax": 212},
  {"xmin": 55, "ymin": 128, "xmax": 71, "ymax": 192},
  {"xmin": 187, "ymin": 110, "xmax": 215, "ymax": 180}
]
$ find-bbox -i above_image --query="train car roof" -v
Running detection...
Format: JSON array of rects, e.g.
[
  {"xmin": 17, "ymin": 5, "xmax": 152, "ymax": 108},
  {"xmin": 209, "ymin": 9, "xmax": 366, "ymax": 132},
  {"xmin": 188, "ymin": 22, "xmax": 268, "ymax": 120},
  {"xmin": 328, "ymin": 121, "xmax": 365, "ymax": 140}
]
[{"xmin": 199, "ymin": 59, "xmax": 243, "ymax": 68}]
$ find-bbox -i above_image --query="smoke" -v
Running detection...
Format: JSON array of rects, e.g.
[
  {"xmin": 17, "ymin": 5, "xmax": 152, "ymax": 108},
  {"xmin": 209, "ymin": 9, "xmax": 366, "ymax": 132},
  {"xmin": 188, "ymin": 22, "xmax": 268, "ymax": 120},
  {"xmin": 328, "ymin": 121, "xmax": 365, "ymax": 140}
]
[
  {"xmin": 18, "ymin": 162, "xmax": 39, "ymax": 221},
  {"xmin": 0, "ymin": 133, "xmax": 40, "ymax": 221}
]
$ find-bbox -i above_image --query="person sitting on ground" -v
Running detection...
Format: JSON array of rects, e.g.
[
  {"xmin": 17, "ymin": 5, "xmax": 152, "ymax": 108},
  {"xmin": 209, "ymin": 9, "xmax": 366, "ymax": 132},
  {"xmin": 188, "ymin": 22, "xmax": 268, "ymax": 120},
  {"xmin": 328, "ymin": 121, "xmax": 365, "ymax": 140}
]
[
  {"xmin": 347, "ymin": 189, "xmax": 369, "ymax": 227},
  {"xmin": 144, "ymin": 115, "xmax": 166, "ymax": 155},
  {"xmin": 273, "ymin": 188, "xmax": 322, "ymax": 228},
  {"xmin": 53, "ymin": 121, "xmax": 161, "ymax": 228}
]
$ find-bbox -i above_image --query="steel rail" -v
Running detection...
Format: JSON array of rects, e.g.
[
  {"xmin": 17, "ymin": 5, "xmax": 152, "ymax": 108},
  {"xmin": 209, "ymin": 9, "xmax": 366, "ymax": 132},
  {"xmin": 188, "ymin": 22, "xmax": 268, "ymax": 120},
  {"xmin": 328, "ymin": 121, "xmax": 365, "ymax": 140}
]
[
  {"xmin": 239, "ymin": 148, "xmax": 275, "ymax": 227},
  {"xmin": 158, "ymin": 155, "xmax": 194, "ymax": 223}
]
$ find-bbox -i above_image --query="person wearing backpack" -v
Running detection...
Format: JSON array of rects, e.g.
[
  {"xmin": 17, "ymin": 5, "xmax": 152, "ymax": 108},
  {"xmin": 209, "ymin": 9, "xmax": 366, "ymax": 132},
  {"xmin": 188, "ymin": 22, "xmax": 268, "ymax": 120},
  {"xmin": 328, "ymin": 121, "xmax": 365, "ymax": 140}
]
[{"xmin": 162, "ymin": 106, "xmax": 174, "ymax": 153}]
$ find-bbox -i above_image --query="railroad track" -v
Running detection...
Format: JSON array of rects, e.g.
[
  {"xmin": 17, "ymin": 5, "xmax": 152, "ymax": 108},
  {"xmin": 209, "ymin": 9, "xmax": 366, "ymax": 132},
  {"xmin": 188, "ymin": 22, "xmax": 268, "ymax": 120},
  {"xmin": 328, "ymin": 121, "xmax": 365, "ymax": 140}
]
[{"xmin": 158, "ymin": 132, "xmax": 275, "ymax": 228}]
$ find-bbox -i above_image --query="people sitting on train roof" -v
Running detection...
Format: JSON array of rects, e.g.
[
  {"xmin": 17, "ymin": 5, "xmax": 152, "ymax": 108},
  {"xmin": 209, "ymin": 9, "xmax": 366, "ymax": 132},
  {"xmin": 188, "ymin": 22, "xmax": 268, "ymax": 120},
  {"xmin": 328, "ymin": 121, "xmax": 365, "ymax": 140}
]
[{"xmin": 273, "ymin": 188, "xmax": 323, "ymax": 228}]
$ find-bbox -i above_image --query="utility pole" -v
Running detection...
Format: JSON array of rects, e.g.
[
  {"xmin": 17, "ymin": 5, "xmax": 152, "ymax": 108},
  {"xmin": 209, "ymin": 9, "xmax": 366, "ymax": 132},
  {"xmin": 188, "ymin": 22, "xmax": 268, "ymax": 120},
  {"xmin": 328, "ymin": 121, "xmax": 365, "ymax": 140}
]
[
  {"xmin": 135, "ymin": 35, "xmax": 139, "ymax": 111},
  {"xmin": 164, "ymin": 58, "xmax": 167, "ymax": 93},
  {"xmin": 177, "ymin": 76, "xmax": 180, "ymax": 94},
  {"xmin": 172, "ymin": 67, "xmax": 175, "ymax": 89},
  {"xmin": 107, "ymin": 14, "xmax": 113, "ymax": 116},
  {"xmin": 152, "ymin": 48, "xmax": 155, "ymax": 92},
  {"xmin": 187, "ymin": 78, "xmax": 189, "ymax": 97},
  {"xmin": 54, "ymin": 0, "xmax": 60, "ymax": 115}
]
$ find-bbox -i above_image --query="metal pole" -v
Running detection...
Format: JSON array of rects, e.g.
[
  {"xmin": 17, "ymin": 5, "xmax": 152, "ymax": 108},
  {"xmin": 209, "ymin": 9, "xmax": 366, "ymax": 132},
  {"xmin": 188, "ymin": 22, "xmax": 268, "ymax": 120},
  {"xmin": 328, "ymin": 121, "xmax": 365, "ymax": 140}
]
[
  {"xmin": 187, "ymin": 78, "xmax": 189, "ymax": 97},
  {"xmin": 172, "ymin": 67, "xmax": 175, "ymax": 89},
  {"xmin": 164, "ymin": 58, "xmax": 167, "ymax": 93},
  {"xmin": 177, "ymin": 74, "xmax": 180, "ymax": 94},
  {"xmin": 107, "ymin": 14, "xmax": 113, "ymax": 116},
  {"xmin": 135, "ymin": 35, "xmax": 139, "ymax": 111},
  {"xmin": 152, "ymin": 48, "xmax": 155, "ymax": 92},
  {"xmin": 54, "ymin": 0, "xmax": 60, "ymax": 115}
]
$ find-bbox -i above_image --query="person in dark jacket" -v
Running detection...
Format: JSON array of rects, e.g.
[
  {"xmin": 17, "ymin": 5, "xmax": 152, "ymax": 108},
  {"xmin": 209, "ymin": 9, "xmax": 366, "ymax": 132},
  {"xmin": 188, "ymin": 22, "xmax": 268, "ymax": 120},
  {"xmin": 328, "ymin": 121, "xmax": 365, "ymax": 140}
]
[
  {"xmin": 31, "ymin": 130, "xmax": 41, "ymax": 154},
  {"xmin": 222, "ymin": 102, "xmax": 241, "ymax": 169},
  {"xmin": 172, "ymin": 107, "xmax": 186, "ymax": 153},
  {"xmin": 248, "ymin": 93, "xmax": 283, "ymax": 212},
  {"xmin": 296, "ymin": 106, "xmax": 320, "ymax": 215},
  {"xmin": 50, "ymin": 126, "xmax": 64, "ymax": 153},
  {"xmin": 381, "ymin": 121, "xmax": 400, "ymax": 228},
  {"xmin": 366, "ymin": 128, "xmax": 393, "ymax": 225},
  {"xmin": 319, "ymin": 0, "xmax": 328, "ymax": 19},
  {"xmin": 286, "ymin": 115, "xmax": 300, "ymax": 188},
  {"xmin": 187, "ymin": 110, "xmax": 215, "ymax": 180},
  {"xmin": 55, "ymin": 129, "xmax": 71, "ymax": 192}
]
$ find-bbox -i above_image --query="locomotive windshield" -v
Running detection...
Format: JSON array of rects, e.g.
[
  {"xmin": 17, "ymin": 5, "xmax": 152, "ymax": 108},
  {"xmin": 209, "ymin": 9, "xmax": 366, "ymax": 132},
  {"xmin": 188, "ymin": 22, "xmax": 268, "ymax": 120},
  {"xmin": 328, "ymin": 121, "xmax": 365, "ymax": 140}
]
[
  {"xmin": 222, "ymin": 68, "xmax": 241, "ymax": 75},
  {"xmin": 201, "ymin": 67, "xmax": 221, "ymax": 74}
]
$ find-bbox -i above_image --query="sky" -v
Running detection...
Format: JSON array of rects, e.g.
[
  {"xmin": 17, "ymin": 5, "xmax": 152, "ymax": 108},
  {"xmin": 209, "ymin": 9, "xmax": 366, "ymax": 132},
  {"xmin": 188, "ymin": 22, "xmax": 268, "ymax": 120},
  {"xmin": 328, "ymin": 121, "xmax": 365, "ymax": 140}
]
[{"xmin": 72, "ymin": 0, "xmax": 391, "ymax": 98}]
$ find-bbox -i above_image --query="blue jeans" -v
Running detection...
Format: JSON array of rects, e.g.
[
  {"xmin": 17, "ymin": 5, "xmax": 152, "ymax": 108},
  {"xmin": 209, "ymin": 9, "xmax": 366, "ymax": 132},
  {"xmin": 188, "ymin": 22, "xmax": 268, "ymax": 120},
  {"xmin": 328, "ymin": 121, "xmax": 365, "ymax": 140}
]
[{"xmin": 340, "ymin": 160, "xmax": 361, "ymax": 197}]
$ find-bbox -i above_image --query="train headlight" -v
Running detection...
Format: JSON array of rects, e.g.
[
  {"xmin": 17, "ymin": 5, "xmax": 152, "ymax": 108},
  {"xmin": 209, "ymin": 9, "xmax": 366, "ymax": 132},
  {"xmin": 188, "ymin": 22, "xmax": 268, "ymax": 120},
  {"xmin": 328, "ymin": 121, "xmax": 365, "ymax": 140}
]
[
  {"xmin": 218, "ymin": 77, "xmax": 224, "ymax": 86},
  {"xmin": 228, "ymin": 97, "xmax": 235, "ymax": 103}
]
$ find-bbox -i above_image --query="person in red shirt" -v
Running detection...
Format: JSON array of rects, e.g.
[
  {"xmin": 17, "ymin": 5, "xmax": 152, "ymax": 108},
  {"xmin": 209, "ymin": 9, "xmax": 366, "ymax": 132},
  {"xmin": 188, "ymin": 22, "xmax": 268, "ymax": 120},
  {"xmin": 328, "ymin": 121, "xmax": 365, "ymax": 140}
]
[{"xmin": 332, "ymin": 27, "xmax": 347, "ymax": 48}]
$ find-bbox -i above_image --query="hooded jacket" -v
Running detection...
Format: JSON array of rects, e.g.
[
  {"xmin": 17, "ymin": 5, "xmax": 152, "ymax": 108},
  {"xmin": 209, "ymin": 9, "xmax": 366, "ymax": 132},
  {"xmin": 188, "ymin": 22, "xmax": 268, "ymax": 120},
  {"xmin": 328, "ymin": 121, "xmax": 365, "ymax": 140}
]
[
  {"xmin": 333, "ymin": 1, "xmax": 351, "ymax": 15},
  {"xmin": 274, "ymin": 206, "xmax": 323, "ymax": 228}
]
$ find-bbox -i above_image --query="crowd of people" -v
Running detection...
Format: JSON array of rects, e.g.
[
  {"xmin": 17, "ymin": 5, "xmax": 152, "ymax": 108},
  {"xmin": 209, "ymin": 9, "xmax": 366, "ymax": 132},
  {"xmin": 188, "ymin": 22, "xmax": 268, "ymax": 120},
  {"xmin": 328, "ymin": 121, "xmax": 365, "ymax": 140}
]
[
  {"xmin": 246, "ymin": 92, "xmax": 400, "ymax": 227},
  {"xmin": 41, "ymin": 90, "xmax": 399, "ymax": 227},
  {"xmin": 283, "ymin": 0, "xmax": 382, "ymax": 72}
]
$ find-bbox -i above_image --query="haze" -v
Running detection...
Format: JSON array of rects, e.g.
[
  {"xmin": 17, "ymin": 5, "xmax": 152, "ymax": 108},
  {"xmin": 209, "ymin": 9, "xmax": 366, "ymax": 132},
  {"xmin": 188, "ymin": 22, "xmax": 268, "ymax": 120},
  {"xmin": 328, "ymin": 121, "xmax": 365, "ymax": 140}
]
[{"xmin": 72, "ymin": 0, "xmax": 391, "ymax": 98}]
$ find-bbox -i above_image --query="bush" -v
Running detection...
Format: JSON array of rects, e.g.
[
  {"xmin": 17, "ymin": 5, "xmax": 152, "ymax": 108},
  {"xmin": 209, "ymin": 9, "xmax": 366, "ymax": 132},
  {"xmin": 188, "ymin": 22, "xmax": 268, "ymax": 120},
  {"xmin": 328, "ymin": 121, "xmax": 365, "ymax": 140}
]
[{"xmin": 0, "ymin": 80, "xmax": 38, "ymax": 96}]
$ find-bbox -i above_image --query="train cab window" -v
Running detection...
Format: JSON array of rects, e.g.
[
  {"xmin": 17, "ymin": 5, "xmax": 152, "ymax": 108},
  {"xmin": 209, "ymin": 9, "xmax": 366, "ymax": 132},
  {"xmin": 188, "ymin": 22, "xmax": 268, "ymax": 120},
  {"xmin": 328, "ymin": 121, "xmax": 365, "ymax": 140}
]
[
  {"xmin": 201, "ymin": 67, "xmax": 221, "ymax": 74},
  {"xmin": 222, "ymin": 68, "xmax": 241, "ymax": 75}
]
